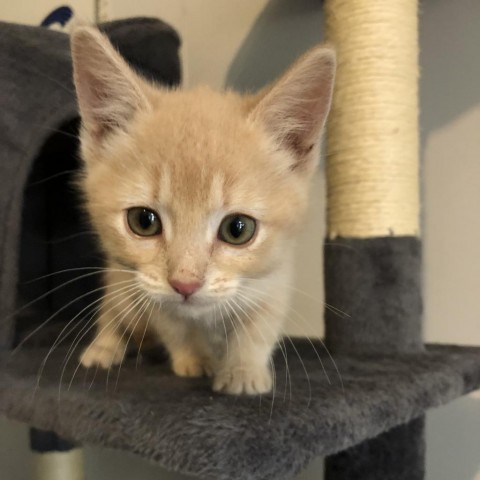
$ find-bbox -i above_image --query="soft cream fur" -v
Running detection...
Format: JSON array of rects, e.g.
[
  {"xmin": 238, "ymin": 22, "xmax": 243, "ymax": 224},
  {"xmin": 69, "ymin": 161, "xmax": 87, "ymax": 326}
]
[{"xmin": 71, "ymin": 27, "xmax": 335, "ymax": 395}]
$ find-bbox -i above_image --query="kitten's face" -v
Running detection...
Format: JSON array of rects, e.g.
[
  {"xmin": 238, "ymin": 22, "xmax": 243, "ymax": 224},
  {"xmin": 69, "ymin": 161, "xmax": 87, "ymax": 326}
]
[
  {"xmin": 72, "ymin": 28, "xmax": 335, "ymax": 318},
  {"xmin": 82, "ymin": 90, "xmax": 310, "ymax": 316}
]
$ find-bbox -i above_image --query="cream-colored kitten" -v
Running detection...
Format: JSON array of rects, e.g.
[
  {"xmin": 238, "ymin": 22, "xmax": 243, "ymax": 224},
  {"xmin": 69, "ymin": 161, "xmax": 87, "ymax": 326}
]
[{"xmin": 71, "ymin": 27, "xmax": 334, "ymax": 395}]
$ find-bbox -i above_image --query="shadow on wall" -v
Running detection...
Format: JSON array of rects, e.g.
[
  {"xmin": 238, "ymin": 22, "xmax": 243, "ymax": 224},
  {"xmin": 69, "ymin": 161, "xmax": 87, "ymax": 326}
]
[
  {"xmin": 225, "ymin": 0, "xmax": 324, "ymax": 92},
  {"xmin": 420, "ymin": 0, "xmax": 480, "ymax": 137},
  {"xmin": 227, "ymin": 0, "xmax": 480, "ymax": 144},
  {"xmin": 420, "ymin": 0, "xmax": 480, "ymax": 346}
]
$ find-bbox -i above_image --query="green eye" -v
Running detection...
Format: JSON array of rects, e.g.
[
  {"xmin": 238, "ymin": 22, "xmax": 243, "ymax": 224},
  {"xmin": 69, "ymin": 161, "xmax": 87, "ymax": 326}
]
[
  {"xmin": 218, "ymin": 214, "xmax": 256, "ymax": 246},
  {"xmin": 127, "ymin": 207, "xmax": 162, "ymax": 237}
]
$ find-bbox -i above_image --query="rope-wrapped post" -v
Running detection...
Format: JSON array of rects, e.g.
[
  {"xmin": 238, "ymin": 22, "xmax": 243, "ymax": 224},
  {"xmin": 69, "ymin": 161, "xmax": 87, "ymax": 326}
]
[
  {"xmin": 324, "ymin": 0, "xmax": 423, "ymax": 355},
  {"xmin": 323, "ymin": 1, "xmax": 424, "ymax": 478}
]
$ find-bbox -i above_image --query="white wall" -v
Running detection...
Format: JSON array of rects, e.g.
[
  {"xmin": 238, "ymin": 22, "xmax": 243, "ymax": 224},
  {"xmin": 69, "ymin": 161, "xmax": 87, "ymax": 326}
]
[
  {"xmin": 0, "ymin": 0, "xmax": 93, "ymax": 25},
  {"xmin": 421, "ymin": 0, "xmax": 480, "ymax": 347},
  {"xmin": 0, "ymin": 0, "xmax": 479, "ymax": 479}
]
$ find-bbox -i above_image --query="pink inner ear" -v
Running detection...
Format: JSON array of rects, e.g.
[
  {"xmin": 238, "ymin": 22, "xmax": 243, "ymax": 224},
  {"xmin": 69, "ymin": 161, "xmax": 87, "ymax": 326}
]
[
  {"xmin": 284, "ymin": 71, "xmax": 334, "ymax": 157},
  {"xmin": 72, "ymin": 28, "xmax": 148, "ymax": 143},
  {"xmin": 78, "ymin": 72, "xmax": 115, "ymax": 140},
  {"xmin": 76, "ymin": 65, "xmax": 138, "ymax": 141},
  {"xmin": 251, "ymin": 48, "xmax": 335, "ymax": 163}
]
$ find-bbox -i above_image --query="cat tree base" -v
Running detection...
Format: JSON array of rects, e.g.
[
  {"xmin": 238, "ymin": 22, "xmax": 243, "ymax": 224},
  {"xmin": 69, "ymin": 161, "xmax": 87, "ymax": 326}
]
[{"xmin": 325, "ymin": 417, "xmax": 425, "ymax": 480}]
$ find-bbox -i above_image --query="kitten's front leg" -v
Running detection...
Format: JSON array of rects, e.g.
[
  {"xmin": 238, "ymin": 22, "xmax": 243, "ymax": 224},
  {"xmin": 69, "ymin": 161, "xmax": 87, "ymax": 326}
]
[
  {"xmin": 80, "ymin": 318, "xmax": 127, "ymax": 369},
  {"xmin": 80, "ymin": 270, "xmax": 137, "ymax": 369},
  {"xmin": 80, "ymin": 304, "xmax": 129, "ymax": 369},
  {"xmin": 156, "ymin": 317, "xmax": 214, "ymax": 378},
  {"xmin": 213, "ymin": 306, "xmax": 281, "ymax": 395}
]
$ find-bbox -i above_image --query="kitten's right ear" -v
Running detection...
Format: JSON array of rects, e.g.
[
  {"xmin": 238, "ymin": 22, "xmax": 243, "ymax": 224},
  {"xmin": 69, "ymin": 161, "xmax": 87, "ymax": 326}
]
[{"xmin": 71, "ymin": 27, "xmax": 150, "ymax": 142}]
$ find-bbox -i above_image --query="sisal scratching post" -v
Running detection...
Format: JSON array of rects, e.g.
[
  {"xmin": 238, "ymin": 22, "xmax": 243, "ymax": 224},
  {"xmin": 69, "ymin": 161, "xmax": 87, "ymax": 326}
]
[
  {"xmin": 323, "ymin": 0, "xmax": 424, "ymax": 478},
  {"xmin": 325, "ymin": 1, "xmax": 420, "ymax": 241}
]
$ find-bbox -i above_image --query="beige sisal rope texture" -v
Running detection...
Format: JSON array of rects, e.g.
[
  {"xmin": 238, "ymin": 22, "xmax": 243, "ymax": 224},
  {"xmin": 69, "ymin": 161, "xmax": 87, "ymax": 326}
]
[{"xmin": 324, "ymin": 0, "xmax": 420, "ymax": 239}]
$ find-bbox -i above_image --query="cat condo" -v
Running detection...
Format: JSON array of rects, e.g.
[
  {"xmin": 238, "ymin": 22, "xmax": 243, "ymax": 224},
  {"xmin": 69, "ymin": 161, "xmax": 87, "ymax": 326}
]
[{"xmin": 0, "ymin": 2, "xmax": 479, "ymax": 480}]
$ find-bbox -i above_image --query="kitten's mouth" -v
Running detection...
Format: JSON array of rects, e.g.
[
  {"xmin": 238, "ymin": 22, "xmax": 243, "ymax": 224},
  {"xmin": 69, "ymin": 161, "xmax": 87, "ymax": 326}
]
[
  {"xmin": 141, "ymin": 283, "xmax": 230, "ymax": 313},
  {"xmin": 177, "ymin": 294, "xmax": 215, "ymax": 308},
  {"xmin": 179, "ymin": 295, "xmax": 199, "ymax": 305},
  {"xmin": 161, "ymin": 293, "xmax": 215, "ymax": 309},
  {"xmin": 167, "ymin": 295, "xmax": 222, "ymax": 320}
]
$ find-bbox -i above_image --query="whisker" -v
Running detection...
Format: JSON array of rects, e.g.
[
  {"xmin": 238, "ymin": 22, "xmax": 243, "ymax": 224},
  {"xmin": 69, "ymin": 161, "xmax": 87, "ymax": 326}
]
[
  {"xmin": 10, "ymin": 269, "xmax": 132, "ymax": 327},
  {"xmin": 33, "ymin": 279, "xmax": 138, "ymax": 394},
  {"xmin": 9, "ymin": 57, "xmax": 76, "ymax": 96},
  {"xmin": 227, "ymin": 298, "xmax": 278, "ymax": 417},
  {"xmin": 236, "ymin": 288, "xmax": 312, "ymax": 406},
  {"xmin": 23, "ymin": 266, "xmax": 133, "ymax": 285},
  {"xmin": 136, "ymin": 298, "xmax": 156, "ymax": 370},
  {"xmin": 104, "ymin": 292, "xmax": 149, "ymax": 391},
  {"xmin": 238, "ymin": 284, "xmax": 344, "ymax": 393},
  {"xmin": 59, "ymin": 285, "xmax": 142, "ymax": 399},
  {"xmin": 60, "ymin": 283, "xmax": 140, "ymax": 371},
  {"xmin": 43, "ymin": 231, "xmax": 96, "ymax": 245},
  {"xmin": 268, "ymin": 356, "xmax": 276, "ymax": 422},
  {"xmin": 56, "ymin": 288, "xmax": 139, "ymax": 402},
  {"xmin": 229, "ymin": 297, "xmax": 278, "ymax": 412},
  {"xmin": 213, "ymin": 302, "xmax": 218, "ymax": 332},
  {"xmin": 12, "ymin": 277, "xmax": 135, "ymax": 356},
  {"xmin": 234, "ymin": 292, "xmax": 292, "ymax": 403},
  {"xmin": 27, "ymin": 169, "xmax": 78, "ymax": 187},
  {"xmin": 241, "ymin": 281, "xmax": 350, "ymax": 319},
  {"xmin": 224, "ymin": 300, "xmax": 242, "ymax": 366},
  {"xmin": 218, "ymin": 303, "xmax": 230, "ymax": 362},
  {"xmin": 115, "ymin": 294, "xmax": 151, "ymax": 390}
]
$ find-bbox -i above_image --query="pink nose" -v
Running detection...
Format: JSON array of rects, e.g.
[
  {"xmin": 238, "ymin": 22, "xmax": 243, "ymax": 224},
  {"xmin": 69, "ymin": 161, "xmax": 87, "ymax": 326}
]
[{"xmin": 169, "ymin": 280, "xmax": 202, "ymax": 298}]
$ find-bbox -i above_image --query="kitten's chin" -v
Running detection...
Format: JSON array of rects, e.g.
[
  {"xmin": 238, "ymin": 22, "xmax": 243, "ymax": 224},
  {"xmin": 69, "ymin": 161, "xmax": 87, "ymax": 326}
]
[
  {"xmin": 170, "ymin": 299, "xmax": 219, "ymax": 321},
  {"xmin": 149, "ymin": 293, "xmax": 224, "ymax": 321}
]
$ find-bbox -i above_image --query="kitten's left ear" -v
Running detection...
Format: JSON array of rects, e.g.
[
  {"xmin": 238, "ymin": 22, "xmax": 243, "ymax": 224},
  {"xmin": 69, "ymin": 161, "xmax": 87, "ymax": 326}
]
[
  {"xmin": 71, "ymin": 26, "xmax": 151, "ymax": 143},
  {"xmin": 249, "ymin": 46, "xmax": 335, "ymax": 172}
]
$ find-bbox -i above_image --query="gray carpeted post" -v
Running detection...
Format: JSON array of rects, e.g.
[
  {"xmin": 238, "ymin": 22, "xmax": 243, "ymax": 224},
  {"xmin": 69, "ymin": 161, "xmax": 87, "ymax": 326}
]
[
  {"xmin": 325, "ymin": 417, "xmax": 425, "ymax": 480},
  {"xmin": 323, "ymin": 0, "xmax": 424, "ymax": 478},
  {"xmin": 323, "ymin": 238, "xmax": 425, "ymax": 479}
]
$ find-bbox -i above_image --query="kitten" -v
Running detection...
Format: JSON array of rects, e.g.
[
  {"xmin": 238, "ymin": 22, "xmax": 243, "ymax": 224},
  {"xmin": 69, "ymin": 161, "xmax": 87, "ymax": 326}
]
[{"xmin": 71, "ymin": 27, "xmax": 335, "ymax": 395}]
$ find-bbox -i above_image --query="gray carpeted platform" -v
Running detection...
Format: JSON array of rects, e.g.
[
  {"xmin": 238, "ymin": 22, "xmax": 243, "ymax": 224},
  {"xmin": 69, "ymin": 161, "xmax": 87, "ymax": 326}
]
[{"xmin": 1, "ymin": 340, "xmax": 479, "ymax": 480}]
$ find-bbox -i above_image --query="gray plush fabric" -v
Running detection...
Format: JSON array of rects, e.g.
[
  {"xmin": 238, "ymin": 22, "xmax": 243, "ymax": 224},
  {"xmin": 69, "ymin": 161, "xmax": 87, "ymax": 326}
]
[
  {"xmin": 324, "ymin": 237, "xmax": 425, "ymax": 479},
  {"xmin": 324, "ymin": 237, "xmax": 424, "ymax": 354},
  {"xmin": 0, "ymin": 342, "xmax": 479, "ymax": 480},
  {"xmin": 325, "ymin": 417, "xmax": 425, "ymax": 480},
  {"xmin": 0, "ymin": 19, "xmax": 181, "ymax": 349}
]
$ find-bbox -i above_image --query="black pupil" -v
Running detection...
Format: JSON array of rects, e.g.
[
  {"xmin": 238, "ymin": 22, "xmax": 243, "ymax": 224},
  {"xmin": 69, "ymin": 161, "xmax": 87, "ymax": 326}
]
[
  {"xmin": 229, "ymin": 217, "xmax": 245, "ymax": 238},
  {"xmin": 139, "ymin": 209, "xmax": 155, "ymax": 230}
]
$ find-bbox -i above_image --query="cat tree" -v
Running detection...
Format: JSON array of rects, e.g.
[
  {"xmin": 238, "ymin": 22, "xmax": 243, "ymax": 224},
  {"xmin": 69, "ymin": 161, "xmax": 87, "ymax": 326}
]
[{"xmin": 0, "ymin": 2, "xmax": 479, "ymax": 480}]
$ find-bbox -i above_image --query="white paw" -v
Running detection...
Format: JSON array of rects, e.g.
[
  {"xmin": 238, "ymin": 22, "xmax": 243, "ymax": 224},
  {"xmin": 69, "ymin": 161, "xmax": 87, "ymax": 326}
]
[
  {"xmin": 80, "ymin": 341, "xmax": 125, "ymax": 369},
  {"xmin": 213, "ymin": 365, "xmax": 272, "ymax": 395},
  {"xmin": 171, "ymin": 353, "xmax": 212, "ymax": 378},
  {"xmin": 172, "ymin": 352, "xmax": 213, "ymax": 377}
]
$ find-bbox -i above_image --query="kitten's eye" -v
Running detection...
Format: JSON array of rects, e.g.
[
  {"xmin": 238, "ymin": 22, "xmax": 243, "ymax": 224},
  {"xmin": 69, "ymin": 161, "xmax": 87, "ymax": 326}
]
[
  {"xmin": 218, "ymin": 214, "xmax": 256, "ymax": 246},
  {"xmin": 126, "ymin": 207, "xmax": 162, "ymax": 237}
]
